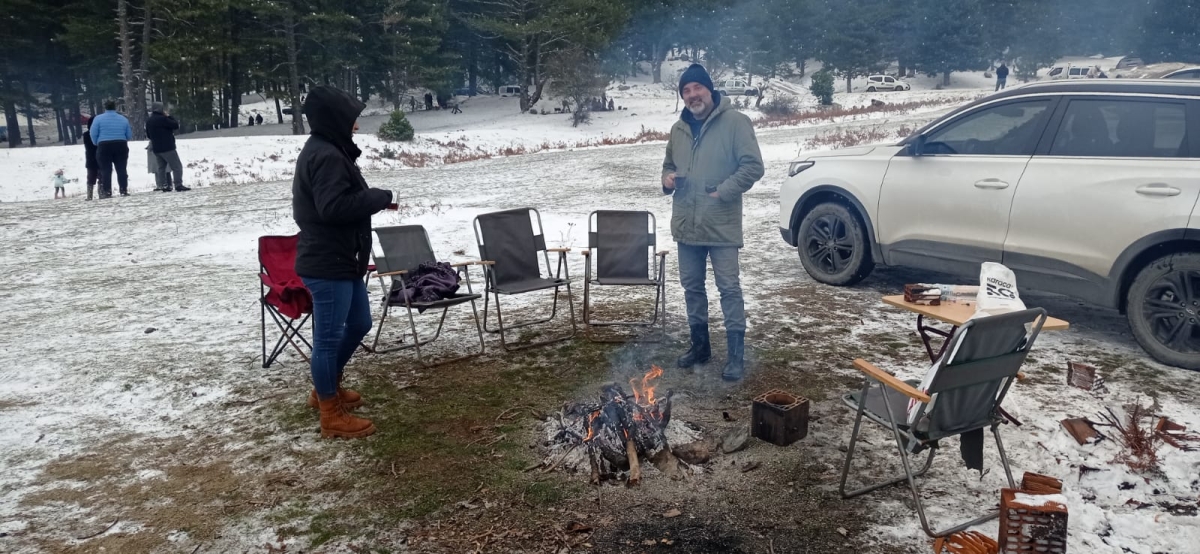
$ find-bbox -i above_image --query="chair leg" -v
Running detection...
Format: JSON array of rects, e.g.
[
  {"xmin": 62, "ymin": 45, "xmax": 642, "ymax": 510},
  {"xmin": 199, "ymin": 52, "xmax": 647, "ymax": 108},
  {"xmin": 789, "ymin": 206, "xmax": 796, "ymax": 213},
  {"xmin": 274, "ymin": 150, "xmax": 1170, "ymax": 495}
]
[
  {"xmin": 993, "ymin": 425, "xmax": 1017, "ymax": 489},
  {"xmin": 839, "ymin": 385, "xmax": 938, "ymax": 500},
  {"xmin": 371, "ymin": 299, "xmax": 391, "ymax": 353},
  {"xmin": 261, "ymin": 298, "xmax": 270, "ymax": 369}
]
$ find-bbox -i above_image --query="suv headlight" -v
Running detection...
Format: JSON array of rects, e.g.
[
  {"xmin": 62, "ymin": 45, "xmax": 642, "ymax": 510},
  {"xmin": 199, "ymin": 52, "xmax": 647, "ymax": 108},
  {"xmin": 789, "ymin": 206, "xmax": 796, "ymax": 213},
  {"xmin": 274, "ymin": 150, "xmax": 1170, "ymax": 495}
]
[{"xmin": 788, "ymin": 160, "xmax": 815, "ymax": 177}]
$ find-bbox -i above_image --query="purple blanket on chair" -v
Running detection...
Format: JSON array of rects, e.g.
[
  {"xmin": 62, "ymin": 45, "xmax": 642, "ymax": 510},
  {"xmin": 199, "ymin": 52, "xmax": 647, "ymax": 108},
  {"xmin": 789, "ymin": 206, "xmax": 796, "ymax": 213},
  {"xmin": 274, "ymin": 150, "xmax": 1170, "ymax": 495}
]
[{"xmin": 388, "ymin": 261, "xmax": 460, "ymax": 312}]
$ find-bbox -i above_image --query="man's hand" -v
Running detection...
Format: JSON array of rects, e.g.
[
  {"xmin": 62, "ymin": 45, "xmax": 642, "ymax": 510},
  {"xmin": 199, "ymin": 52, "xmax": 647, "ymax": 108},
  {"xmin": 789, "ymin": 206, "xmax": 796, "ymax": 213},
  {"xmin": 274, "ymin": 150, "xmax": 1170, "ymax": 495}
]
[
  {"xmin": 662, "ymin": 172, "xmax": 676, "ymax": 190},
  {"xmin": 708, "ymin": 191, "xmax": 720, "ymax": 198}
]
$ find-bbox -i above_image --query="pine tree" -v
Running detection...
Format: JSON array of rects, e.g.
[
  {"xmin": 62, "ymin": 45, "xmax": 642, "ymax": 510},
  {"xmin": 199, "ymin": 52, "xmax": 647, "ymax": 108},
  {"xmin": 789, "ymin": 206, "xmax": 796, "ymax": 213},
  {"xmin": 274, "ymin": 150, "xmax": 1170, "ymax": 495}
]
[
  {"xmin": 815, "ymin": 0, "xmax": 887, "ymax": 93},
  {"xmin": 1140, "ymin": 0, "xmax": 1200, "ymax": 63},
  {"xmin": 908, "ymin": 0, "xmax": 989, "ymax": 87}
]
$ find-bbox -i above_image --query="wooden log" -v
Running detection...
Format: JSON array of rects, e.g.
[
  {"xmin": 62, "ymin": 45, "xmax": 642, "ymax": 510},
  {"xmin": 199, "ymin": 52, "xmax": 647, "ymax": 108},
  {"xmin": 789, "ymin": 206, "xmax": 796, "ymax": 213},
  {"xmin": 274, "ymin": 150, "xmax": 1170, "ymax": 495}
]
[{"xmin": 626, "ymin": 437, "xmax": 641, "ymax": 486}]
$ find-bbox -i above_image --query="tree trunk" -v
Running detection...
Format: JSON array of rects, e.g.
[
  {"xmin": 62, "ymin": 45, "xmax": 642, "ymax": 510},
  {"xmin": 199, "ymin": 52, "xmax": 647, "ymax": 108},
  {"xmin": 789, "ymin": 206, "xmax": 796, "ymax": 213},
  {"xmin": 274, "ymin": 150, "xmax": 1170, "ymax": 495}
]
[
  {"xmin": 228, "ymin": 7, "xmax": 241, "ymax": 129},
  {"xmin": 129, "ymin": 0, "xmax": 151, "ymax": 140},
  {"xmin": 119, "ymin": 0, "xmax": 135, "ymax": 114},
  {"xmin": 467, "ymin": 37, "xmax": 478, "ymax": 96},
  {"xmin": 274, "ymin": 95, "xmax": 283, "ymax": 124},
  {"xmin": 23, "ymin": 80, "xmax": 36, "ymax": 146},
  {"xmin": 651, "ymin": 40, "xmax": 665, "ymax": 84},
  {"xmin": 284, "ymin": 4, "xmax": 306, "ymax": 135},
  {"xmin": 846, "ymin": 74, "xmax": 852, "ymax": 94},
  {"xmin": 942, "ymin": 71, "xmax": 951, "ymax": 87},
  {"xmin": 799, "ymin": 59, "xmax": 806, "ymax": 78},
  {"xmin": 4, "ymin": 94, "xmax": 22, "ymax": 147}
]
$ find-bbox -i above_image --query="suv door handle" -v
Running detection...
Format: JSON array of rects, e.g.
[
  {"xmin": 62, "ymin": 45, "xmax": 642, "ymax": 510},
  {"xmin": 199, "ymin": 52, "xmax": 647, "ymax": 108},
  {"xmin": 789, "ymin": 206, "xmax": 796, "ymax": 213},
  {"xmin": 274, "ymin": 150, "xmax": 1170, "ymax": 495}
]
[
  {"xmin": 1136, "ymin": 183, "xmax": 1182, "ymax": 197},
  {"xmin": 973, "ymin": 179, "xmax": 1010, "ymax": 190}
]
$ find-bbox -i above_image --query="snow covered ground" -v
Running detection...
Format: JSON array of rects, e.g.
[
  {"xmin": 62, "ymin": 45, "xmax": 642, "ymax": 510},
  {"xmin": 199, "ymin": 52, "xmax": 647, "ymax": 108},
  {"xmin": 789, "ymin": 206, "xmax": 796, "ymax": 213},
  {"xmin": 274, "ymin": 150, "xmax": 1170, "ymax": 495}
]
[{"xmin": 2, "ymin": 63, "xmax": 1198, "ymax": 553}]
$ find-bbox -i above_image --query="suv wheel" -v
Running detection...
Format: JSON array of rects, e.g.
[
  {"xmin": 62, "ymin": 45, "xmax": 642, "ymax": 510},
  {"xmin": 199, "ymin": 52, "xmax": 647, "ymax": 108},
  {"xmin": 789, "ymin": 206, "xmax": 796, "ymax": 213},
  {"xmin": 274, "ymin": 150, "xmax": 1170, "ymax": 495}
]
[
  {"xmin": 1127, "ymin": 253, "xmax": 1200, "ymax": 370},
  {"xmin": 867, "ymin": 86, "xmax": 877, "ymax": 92},
  {"xmin": 894, "ymin": 86, "xmax": 905, "ymax": 92},
  {"xmin": 796, "ymin": 202, "xmax": 874, "ymax": 286}
]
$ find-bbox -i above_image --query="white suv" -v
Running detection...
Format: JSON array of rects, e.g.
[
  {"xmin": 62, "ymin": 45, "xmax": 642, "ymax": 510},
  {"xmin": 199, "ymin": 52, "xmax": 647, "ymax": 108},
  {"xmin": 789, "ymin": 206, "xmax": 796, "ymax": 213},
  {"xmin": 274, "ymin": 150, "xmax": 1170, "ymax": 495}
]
[
  {"xmin": 866, "ymin": 75, "xmax": 910, "ymax": 92},
  {"xmin": 779, "ymin": 80, "xmax": 1200, "ymax": 369}
]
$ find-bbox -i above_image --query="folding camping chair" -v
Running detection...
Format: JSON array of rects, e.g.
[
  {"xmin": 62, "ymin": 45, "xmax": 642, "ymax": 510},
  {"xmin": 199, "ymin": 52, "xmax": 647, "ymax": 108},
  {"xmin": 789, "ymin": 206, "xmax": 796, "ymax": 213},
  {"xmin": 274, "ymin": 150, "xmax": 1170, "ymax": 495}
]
[
  {"xmin": 838, "ymin": 308, "xmax": 1047, "ymax": 538},
  {"xmin": 370, "ymin": 225, "xmax": 485, "ymax": 366},
  {"xmin": 580, "ymin": 210, "xmax": 668, "ymax": 342},
  {"xmin": 258, "ymin": 235, "xmax": 313, "ymax": 368},
  {"xmin": 474, "ymin": 208, "xmax": 577, "ymax": 351}
]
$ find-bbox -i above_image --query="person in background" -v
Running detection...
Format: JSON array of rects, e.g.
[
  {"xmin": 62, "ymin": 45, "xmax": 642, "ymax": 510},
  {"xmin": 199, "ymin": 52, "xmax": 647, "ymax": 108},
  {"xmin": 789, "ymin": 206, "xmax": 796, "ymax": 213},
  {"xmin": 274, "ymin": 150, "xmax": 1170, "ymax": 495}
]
[
  {"xmin": 146, "ymin": 102, "xmax": 190, "ymax": 192},
  {"xmin": 996, "ymin": 63, "xmax": 1009, "ymax": 91},
  {"xmin": 89, "ymin": 100, "xmax": 133, "ymax": 198},
  {"xmin": 248, "ymin": 115, "xmax": 255, "ymax": 126},
  {"xmin": 82, "ymin": 115, "xmax": 99, "ymax": 200},
  {"xmin": 661, "ymin": 64, "xmax": 764, "ymax": 382},
  {"xmin": 292, "ymin": 85, "xmax": 395, "ymax": 439},
  {"xmin": 52, "ymin": 169, "xmax": 69, "ymax": 199},
  {"xmin": 256, "ymin": 113, "xmax": 264, "ymax": 125}
]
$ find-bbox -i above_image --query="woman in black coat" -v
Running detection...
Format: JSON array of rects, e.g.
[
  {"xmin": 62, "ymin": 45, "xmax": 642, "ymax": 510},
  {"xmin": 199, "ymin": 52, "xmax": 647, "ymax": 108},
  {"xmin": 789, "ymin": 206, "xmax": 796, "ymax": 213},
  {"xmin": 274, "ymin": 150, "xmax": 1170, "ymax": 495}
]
[
  {"xmin": 292, "ymin": 85, "xmax": 394, "ymax": 439},
  {"xmin": 82, "ymin": 116, "xmax": 99, "ymax": 200}
]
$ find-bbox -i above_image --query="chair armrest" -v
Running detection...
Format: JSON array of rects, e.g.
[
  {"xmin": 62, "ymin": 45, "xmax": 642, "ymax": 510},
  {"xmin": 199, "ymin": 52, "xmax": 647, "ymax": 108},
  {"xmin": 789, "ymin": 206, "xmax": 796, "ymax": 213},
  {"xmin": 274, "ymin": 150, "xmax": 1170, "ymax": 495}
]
[
  {"xmin": 449, "ymin": 260, "xmax": 477, "ymax": 268},
  {"xmin": 853, "ymin": 359, "xmax": 931, "ymax": 403},
  {"xmin": 546, "ymin": 247, "xmax": 571, "ymax": 253},
  {"xmin": 478, "ymin": 260, "xmax": 496, "ymax": 266},
  {"xmin": 377, "ymin": 269, "xmax": 408, "ymax": 277},
  {"xmin": 579, "ymin": 249, "xmax": 591, "ymax": 256}
]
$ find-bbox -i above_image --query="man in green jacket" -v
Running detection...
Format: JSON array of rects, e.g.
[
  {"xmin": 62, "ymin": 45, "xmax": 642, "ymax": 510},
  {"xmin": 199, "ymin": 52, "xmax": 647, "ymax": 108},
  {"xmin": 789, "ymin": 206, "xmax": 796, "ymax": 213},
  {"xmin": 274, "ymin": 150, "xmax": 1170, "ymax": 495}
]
[{"xmin": 661, "ymin": 64, "xmax": 764, "ymax": 381}]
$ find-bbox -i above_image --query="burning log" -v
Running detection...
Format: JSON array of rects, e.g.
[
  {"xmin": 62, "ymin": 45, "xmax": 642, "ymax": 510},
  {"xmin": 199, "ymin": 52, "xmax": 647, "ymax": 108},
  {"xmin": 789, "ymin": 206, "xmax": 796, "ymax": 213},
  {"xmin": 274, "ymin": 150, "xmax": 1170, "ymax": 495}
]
[
  {"xmin": 577, "ymin": 366, "xmax": 677, "ymax": 484},
  {"xmin": 626, "ymin": 436, "xmax": 641, "ymax": 486}
]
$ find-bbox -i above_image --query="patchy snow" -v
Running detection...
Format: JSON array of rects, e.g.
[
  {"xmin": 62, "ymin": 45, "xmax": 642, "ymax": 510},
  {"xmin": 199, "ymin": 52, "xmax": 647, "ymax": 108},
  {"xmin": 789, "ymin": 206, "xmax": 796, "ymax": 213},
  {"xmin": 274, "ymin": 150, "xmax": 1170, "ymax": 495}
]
[
  {"xmin": 2, "ymin": 60, "xmax": 1198, "ymax": 553},
  {"xmin": 1012, "ymin": 492, "xmax": 1069, "ymax": 508}
]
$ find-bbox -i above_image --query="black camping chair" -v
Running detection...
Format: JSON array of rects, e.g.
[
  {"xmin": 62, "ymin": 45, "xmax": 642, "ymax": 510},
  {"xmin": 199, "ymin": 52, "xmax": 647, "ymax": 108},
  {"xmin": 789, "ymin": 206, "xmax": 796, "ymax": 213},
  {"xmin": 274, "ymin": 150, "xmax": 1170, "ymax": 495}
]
[
  {"xmin": 473, "ymin": 208, "xmax": 577, "ymax": 351},
  {"xmin": 371, "ymin": 225, "xmax": 485, "ymax": 367},
  {"xmin": 838, "ymin": 308, "xmax": 1047, "ymax": 538},
  {"xmin": 580, "ymin": 210, "xmax": 668, "ymax": 342}
]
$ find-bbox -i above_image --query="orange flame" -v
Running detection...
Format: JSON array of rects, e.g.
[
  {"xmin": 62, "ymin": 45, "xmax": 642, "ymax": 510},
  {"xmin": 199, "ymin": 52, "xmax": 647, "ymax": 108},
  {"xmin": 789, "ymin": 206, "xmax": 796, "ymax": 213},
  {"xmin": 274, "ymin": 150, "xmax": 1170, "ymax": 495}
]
[
  {"xmin": 583, "ymin": 411, "xmax": 600, "ymax": 442},
  {"xmin": 629, "ymin": 365, "xmax": 664, "ymax": 407}
]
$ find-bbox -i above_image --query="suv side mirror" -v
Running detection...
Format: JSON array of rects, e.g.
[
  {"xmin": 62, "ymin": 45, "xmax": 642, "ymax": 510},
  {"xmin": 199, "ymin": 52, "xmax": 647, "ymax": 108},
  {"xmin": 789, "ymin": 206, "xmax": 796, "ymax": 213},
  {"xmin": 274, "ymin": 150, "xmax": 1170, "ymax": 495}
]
[{"xmin": 909, "ymin": 134, "xmax": 927, "ymax": 156}]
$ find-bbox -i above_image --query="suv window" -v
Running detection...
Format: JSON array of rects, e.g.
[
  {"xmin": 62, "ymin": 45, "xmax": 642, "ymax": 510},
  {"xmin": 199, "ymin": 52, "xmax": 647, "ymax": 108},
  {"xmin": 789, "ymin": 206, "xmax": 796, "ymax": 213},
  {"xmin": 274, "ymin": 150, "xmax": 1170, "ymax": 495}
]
[
  {"xmin": 1166, "ymin": 70, "xmax": 1200, "ymax": 80},
  {"xmin": 1049, "ymin": 99, "xmax": 1188, "ymax": 158},
  {"xmin": 884, "ymin": 77, "xmax": 895, "ymax": 83},
  {"xmin": 924, "ymin": 99, "xmax": 1052, "ymax": 155},
  {"xmin": 1049, "ymin": 67, "xmax": 1063, "ymax": 77}
]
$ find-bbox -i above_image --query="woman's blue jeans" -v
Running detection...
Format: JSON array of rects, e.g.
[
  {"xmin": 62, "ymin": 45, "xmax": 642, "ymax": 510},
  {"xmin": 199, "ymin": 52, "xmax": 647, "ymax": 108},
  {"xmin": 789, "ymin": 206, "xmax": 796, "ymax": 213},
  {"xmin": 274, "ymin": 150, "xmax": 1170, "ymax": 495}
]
[{"xmin": 301, "ymin": 277, "xmax": 373, "ymax": 399}]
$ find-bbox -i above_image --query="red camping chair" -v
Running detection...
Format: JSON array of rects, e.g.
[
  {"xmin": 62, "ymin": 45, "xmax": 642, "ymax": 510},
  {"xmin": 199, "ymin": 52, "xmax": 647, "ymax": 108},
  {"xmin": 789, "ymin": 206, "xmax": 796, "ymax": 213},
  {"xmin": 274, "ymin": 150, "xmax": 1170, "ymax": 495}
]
[{"xmin": 259, "ymin": 235, "xmax": 313, "ymax": 368}]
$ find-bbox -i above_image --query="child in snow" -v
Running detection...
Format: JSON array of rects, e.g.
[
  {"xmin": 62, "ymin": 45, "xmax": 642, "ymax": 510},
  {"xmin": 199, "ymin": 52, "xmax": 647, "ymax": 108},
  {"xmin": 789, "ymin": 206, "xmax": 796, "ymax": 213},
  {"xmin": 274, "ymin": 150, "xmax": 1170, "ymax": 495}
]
[{"xmin": 52, "ymin": 169, "xmax": 70, "ymax": 199}]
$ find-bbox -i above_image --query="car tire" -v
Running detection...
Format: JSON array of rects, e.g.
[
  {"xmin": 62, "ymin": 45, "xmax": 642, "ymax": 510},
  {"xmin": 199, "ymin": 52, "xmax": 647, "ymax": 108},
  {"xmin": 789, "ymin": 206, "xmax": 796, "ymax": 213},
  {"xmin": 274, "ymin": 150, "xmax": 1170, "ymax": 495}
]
[
  {"xmin": 1126, "ymin": 252, "xmax": 1200, "ymax": 371},
  {"xmin": 894, "ymin": 86, "xmax": 905, "ymax": 92},
  {"xmin": 867, "ymin": 86, "xmax": 876, "ymax": 92},
  {"xmin": 796, "ymin": 202, "xmax": 874, "ymax": 286}
]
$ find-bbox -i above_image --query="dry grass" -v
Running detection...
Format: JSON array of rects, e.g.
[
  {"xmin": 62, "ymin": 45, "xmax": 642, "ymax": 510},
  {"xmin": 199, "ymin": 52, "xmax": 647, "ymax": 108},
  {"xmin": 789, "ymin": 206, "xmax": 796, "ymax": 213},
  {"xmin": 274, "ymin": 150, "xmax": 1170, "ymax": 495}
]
[{"xmin": 1097, "ymin": 402, "xmax": 1161, "ymax": 472}]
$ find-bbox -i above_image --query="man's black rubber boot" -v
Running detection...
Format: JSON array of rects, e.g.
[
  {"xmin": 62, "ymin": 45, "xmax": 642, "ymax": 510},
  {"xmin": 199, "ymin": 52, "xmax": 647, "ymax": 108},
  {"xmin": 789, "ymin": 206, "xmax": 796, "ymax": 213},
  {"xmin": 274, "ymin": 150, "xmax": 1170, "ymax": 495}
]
[
  {"xmin": 676, "ymin": 324, "xmax": 711, "ymax": 368},
  {"xmin": 721, "ymin": 331, "xmax": 746, "ymax": 382}
]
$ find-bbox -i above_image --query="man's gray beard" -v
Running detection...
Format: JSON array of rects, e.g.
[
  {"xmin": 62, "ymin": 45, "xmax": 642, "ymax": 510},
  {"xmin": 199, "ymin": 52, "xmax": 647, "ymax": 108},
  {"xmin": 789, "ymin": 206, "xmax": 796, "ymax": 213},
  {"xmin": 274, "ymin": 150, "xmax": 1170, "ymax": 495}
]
[{"xmin": 687, "ymin": 101, "xmax": 711, "ymax": 119}]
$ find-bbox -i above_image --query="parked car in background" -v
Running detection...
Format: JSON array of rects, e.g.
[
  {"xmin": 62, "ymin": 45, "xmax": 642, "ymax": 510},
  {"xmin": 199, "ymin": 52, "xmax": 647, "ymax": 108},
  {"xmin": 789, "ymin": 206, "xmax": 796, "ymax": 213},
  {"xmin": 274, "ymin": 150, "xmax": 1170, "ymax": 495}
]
[
  {"xmin": 500, "ymin": 85, "xmax": 522, "ymax": 97},
  {"xmin": 779, "ymin": 80, "xmax": 1200, "ymax": 370},
  {"xmin": 716, "ymin": 78, "xmax": 759, "ymax": 96},
  {"xmin": 1163, "ymin": 67, "xmax": 1200, "ymax": 80},
  {"xmin": 1048, "ymin": 63, "xmax": 1106, "ymax": 80},
  {"xmin": 0, "ymin": 126, "xmax": 7, "ymax": 142},
  {"xmin": 1115, "ymin": 55, "xmax": 1145, "ymax": 70},
  {"xmin": 866, "ymin": 75, "xmax": 910, "ymax": 92}
]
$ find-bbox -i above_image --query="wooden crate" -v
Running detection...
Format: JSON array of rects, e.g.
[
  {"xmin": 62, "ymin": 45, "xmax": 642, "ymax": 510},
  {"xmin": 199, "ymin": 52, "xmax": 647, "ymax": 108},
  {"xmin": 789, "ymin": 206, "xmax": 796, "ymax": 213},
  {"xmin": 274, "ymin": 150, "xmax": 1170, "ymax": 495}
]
[{"xmin": 998, "ymin": 489, "xmax": 1068, "ymax": 554}]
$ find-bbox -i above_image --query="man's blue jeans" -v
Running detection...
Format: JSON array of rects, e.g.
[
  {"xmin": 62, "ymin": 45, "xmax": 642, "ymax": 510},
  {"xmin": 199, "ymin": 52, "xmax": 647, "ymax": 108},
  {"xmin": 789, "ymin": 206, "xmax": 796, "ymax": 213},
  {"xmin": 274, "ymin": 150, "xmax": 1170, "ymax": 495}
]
[
  {"xmin": 301, "ymin": 277, "xmax": 373, "ymax": 399},
  {"xmin": 677, "ymin": 243, "xmax": 745, "ymax": 333}
]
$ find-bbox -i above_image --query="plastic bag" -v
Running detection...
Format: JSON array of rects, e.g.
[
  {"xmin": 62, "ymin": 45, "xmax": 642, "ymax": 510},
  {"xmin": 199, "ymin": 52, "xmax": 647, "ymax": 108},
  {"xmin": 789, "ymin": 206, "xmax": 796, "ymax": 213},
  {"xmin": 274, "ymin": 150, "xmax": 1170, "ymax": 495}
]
[{"xmin": 975, "ymin": 262, "xmax": 1025, "ymax": 317}]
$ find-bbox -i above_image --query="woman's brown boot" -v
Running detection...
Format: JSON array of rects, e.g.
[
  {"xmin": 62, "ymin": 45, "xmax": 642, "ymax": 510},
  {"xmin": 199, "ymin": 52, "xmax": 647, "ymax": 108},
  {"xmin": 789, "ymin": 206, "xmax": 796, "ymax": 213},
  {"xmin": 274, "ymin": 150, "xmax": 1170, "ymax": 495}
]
[{"xmin": 317, "ymin": 397, "xmax": 376, "ymax": 439}]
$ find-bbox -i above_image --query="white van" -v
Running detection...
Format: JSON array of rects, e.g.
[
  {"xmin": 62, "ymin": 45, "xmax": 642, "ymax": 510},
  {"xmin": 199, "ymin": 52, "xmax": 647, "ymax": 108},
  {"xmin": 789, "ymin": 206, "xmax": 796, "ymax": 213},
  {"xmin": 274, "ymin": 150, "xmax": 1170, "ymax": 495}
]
[
  {"xmin": 500, "ymin": 85, "xmax": 522, "ymax": 96},
  {"xmin": 1048, "ymin": 64, "xmax": 1105, "ymax": 80}
]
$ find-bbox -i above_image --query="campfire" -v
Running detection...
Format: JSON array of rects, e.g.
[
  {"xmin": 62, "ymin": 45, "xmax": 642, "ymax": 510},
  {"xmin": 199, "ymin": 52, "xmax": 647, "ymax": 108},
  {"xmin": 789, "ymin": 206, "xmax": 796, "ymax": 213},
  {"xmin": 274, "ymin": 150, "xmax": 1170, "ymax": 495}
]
[{"xmin": 545, "ymin": 365, "xmax": 698, "ymax": 485}]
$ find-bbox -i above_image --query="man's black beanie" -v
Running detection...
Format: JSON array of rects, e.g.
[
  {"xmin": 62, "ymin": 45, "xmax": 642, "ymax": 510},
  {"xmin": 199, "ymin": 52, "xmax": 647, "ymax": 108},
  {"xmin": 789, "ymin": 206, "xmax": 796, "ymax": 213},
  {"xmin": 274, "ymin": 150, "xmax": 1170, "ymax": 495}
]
[{"xmin": 678, "ymin": 63, "xmax": 715, "ymax": 97}]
